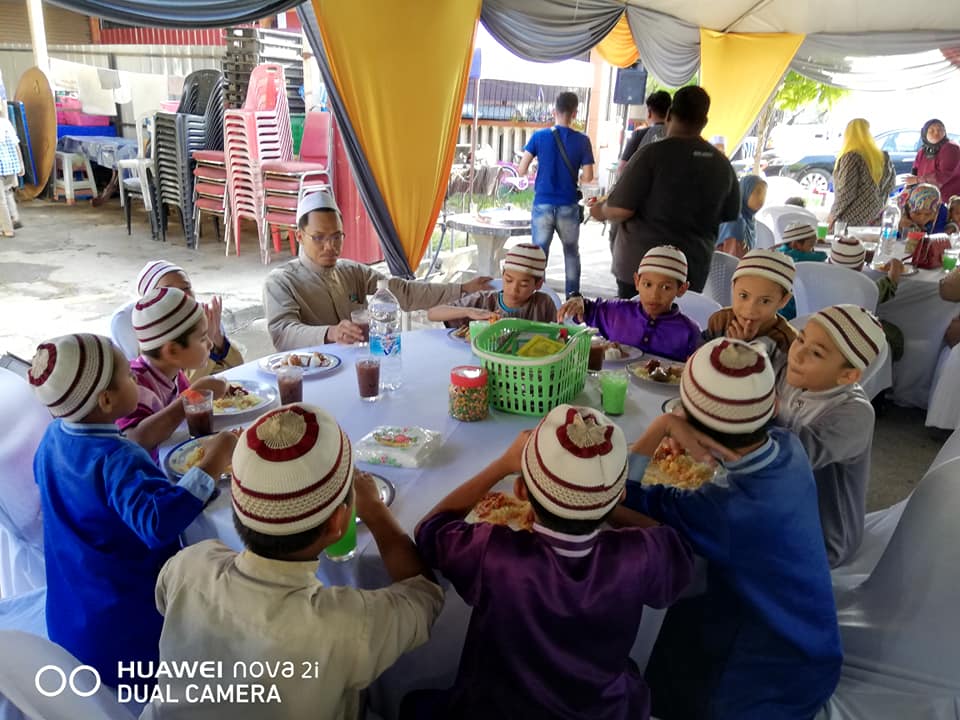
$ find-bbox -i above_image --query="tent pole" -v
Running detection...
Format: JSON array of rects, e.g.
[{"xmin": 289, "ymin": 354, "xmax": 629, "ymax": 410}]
[
  {"xmin": 467, "ymin": 78, "xmax": 480, "ymax": 212},
  {"xmin": 25, "ymin": 0, "xmax": 49, "ymax": 72}
]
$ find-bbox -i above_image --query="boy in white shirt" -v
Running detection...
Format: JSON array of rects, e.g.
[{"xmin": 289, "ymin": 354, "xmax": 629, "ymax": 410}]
[{"xmin": 148, "ymin": 404, "xmax": 443, "ymax": 720}]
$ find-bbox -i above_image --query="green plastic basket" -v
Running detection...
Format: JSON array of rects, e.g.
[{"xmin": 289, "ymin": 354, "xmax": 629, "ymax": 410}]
[{"xmin": 472, "ymin": 319, "xmax": 593, "ymax": 416}]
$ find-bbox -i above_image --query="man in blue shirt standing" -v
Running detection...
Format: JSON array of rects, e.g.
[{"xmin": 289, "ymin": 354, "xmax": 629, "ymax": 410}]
[{"xmin": 518, "ymin": 92, "xmax": 594, "ymax": 298}]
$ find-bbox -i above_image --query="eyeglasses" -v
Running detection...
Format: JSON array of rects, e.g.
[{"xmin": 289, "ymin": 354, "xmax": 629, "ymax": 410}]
[{"xmin": 306, "ymin": 233, "xmax": 344, "ymax": 246}]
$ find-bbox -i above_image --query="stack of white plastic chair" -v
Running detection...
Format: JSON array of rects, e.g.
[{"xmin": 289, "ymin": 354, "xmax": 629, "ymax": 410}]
[
  {"xmin": 0, "ymin": 369, "xmax": 49, "ymax": 599},
  {"xmin": 676, "ymin": 290, "xmax": 722, "ymax": 330},
  {"xmin": 703, "ymin": 251, "xmax": 739, "ymax": 307},
  {"xmin": 819, "ymin": 457, "xmax": 960, "ymax": 719}
]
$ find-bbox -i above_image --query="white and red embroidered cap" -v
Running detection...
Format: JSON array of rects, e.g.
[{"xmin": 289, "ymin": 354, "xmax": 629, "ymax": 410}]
[
  {"xmin": 732, "ymin": 249, "xmax": 796, "ymax": 294},
  {"xmin": 132, "ymin": 287, "xmax": 204, "ymax": 352},
  {"xmin": 136, "ymin": 260, "xmax": 185, "ymax": 297},
  {"xmin": 521, "ymin": 404, "xmax": 627, "ymax": 520},
  {"xmin": 809, "ymin": 304, "xmax": 885, "ymax": 370},
  {"xmin": 829, "ymin": 237, "xmax": 867, "ymax": 269},
  {"xmin": 502, "ymin": 243, "xmax": 547, "ymax": 279},
  {"xmin": 637, "ymin": 245, "xmax": 688, "ymax": 284},
  {"xmin": 680, "ymin": 338, "xmax": 776, "ymax": 434},
  {"xmin": 28, "ymin": 333, "xmax": 115, "ymax": 421},
  {"xmin": 231, "ymin": 404, "xmax": 353, "ymax": 535}
]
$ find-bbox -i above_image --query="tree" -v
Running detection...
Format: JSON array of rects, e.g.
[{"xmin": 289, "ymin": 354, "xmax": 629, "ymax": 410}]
[{"xmin": 752, "ymin": 71, "xmax": 848, "ymax": 174}]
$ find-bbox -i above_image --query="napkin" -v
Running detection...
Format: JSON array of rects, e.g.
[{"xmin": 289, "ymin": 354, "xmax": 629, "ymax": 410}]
[{"xmin": 353, "ymin": 426, "xmax": 441, "ymax": 468}]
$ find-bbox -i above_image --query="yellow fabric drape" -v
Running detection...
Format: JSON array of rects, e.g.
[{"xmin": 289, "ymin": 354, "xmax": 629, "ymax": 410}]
[
  {"xmin": 596, "ymin": 13, "xmax": 639, "ymax": 68},
  {"xmin": 700, "ymin": 30, "xmax": 805, "ymax": 155},
  {"xmin": 312, "ymin": 0, "xmax": 480, "ymax": 269}
]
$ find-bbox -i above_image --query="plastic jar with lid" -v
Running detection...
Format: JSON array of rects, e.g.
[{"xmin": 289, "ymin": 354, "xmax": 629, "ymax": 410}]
[{"xmin": 449, "ymin": 366, "xmax": 489, "ymax": 421}]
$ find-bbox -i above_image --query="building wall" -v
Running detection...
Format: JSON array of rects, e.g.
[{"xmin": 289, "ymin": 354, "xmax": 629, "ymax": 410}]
[{"xmin": 0, "ymin": 0, "xmax": 92, "ymax": 45}]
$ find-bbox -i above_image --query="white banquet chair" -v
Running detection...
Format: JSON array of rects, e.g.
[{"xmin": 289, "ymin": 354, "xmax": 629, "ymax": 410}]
[
  {"xmin": 0, "ymin": 369, "xmax": 50, "ymax": 598},
  {"xmin": 758, "ymin": 205, "xmax": 819, "ymax": 244},
  {"xmin": 109, "ymin": 302, "xmax": 138, "ymax": 361},
  {"xmin": 818, "ymin": 458, "xmax": 960, "ymax": 720},
  {"xmin": 925, "ymin": 344, "xmax": 960, "ymax": 431},
  {"xmin": 790, "ymin": 314, "xmax": 891, "ymax": 400},
  {"xmin": 703, "ymin": 251, "xmax": 739, "ymax": 307},
  {"xmin": 755, "ymin": 220, "xmax": 776, "ymax": 250},
  {"xmin": 793, "ymin": 262, "xmax": 879, "ymax": 316},
  {"xmin": 676, "ymin": 291, "xmax": 721, "ymax": 330}
]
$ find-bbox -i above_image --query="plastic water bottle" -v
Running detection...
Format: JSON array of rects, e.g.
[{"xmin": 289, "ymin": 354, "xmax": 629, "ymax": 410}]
[
  {"xmin": 874, "ymin": 203, "xmax": 901, "ymax": 268},
  {"xmin": 369, "ymin": 278, "xmax": 402, "ymax": 391}
]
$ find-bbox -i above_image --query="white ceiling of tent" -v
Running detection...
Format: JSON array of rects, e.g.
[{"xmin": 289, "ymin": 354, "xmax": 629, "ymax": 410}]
[{"xmin": 624, "ymin": 0, "xmax": 960, "ymax": 34}]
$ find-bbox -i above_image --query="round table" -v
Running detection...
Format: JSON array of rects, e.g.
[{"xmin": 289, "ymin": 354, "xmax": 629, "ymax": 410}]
[
  {"xmin": 445, "ymin": 210, "xmax": 532, "ymax": 276},
  {"xmin": 175, "ymin": 328, "xmax": 677, "ymax": 718}
]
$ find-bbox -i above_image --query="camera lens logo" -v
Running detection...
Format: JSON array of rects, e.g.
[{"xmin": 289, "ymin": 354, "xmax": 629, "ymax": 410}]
[{"xmin": 34, "ymin": 665, "xmax": 101, "ymax": 698}]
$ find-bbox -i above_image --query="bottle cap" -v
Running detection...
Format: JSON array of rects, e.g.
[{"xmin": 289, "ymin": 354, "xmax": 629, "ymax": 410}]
[
  {"xmin": 377, "ymin": 278, "xmax": 389, "ymax": 289},
  {"xmin": 450, "ymin": 366, "xmax": 487, "ymax": 389}
]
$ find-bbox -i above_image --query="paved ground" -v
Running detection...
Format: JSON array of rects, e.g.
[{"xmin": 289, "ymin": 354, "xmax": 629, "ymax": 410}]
[{"xmin": 1, "ymin": 197, "xmax": 942, "ymax": 512}]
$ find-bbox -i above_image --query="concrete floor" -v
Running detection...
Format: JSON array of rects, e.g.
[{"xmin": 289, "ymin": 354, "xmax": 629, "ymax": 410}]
[{"xmin": 1, "ymin": 197, "xmax": 941, "ymax": 512}]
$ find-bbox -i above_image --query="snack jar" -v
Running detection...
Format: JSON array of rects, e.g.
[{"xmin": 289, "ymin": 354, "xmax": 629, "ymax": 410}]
[{"xmin": 449, "ymin": 366, "xmax": 489, "ymax": 421}]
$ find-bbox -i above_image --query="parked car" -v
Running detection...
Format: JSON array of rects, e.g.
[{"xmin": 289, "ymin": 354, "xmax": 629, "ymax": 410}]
[{"xmin": 748, "ymin": 129, "xmax": 958, "ymax": 193}]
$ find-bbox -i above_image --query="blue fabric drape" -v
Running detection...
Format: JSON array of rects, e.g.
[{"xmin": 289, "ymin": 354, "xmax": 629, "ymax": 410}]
[
  {"xmin": 45, "ymin": 0, "xmax": 302, "ymax": 28},
  {"xmin": 297, "ymin": 4, "xmax": 414, "ymax": 278}
]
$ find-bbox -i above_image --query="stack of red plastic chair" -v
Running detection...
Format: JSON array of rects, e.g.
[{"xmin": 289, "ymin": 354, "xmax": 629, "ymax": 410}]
[
  {"xmin": 223, "ymin": 64, "xmax": 293, "ymax": 262},
  {"xmin": 192, "ymin": 150, "xmax": 230, "ymax": 252},
  {"xmin": 261, "ymin": 111, "xmax": 334, "ymax": 257}
]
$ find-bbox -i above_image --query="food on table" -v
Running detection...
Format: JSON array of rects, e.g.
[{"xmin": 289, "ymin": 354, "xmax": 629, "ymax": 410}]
[
  {"xmin": 468, "ymin": 491, "xmax": 534, "ymax": 531},
  {"xmin": 283, "ymin": 351, "xmax": 331, "ymax": 368},
  {"xmin": 631, "ymin": 358, "xmax": 683, "ymax": 384},
  {"xmin": 213, "ymin": 383, "xmax": 264, "ymax": 412},
  {"xmin": 179, "ymin": 443, "xmax": 232, "ymax": 476},
  {"xmin": 641, "ymin": 443, "xmax": 715, "ymax": 490},
  {"xmin": 604, "ymin": 342, "xmax": 627, "ymax": 360},
  {"xmin": 452, "ymin": 324, "xmax": 470, "ymax": 339}
]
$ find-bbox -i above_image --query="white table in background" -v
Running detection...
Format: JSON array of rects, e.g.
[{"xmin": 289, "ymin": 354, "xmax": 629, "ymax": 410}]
[
  {"xmin": 444, "ymin": 210, "xmax": 532, "ymax": 276},
  {"xmin": 178, "ymin": 329, "xmax": 677, "ymax": 718}
]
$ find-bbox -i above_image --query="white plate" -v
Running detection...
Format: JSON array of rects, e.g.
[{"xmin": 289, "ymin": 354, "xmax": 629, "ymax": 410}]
[
  {"xmin": 627, "ymin": 360, "xmax": 683, "ymax": 391},
  {"xmin": 601, "ymin": 343, "xmax": 643, "ymax": 365},
  {"xmin": 661, "ymin": 397, "xmax": 682, "ymax": 414},
  {"xmin": 258, "ymin": 350, "xmax": 342, "ymax": 377},
  {"xmin": 213, "ymin": 379, "xmax": 277, "ymax": 417},
  {"xmin": 446, "ymin": 327, "xmax": 471, "ymax": 343},
  {"xmin": 164, "ymin": 436, "xmax": 215, "ymax": 480}
]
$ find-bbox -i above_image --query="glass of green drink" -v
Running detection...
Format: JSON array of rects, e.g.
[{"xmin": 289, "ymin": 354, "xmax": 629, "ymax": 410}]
[
  {"xmin": 325, "ymin": 505, "xmax": 357, "ymax": 562},
  {"xmin": 599, "ymin": 370, "xmax": 629, "ymax": 416}
]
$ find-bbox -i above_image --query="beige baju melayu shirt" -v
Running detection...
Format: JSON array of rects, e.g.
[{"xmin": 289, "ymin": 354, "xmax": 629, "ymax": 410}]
[
  {"xmin": 146, "ymin": 540, "xmax": 444, "ymax": 720},
  {"xmin": 264, "ymin": 254, "xmax": 464, "ymax": 350}
]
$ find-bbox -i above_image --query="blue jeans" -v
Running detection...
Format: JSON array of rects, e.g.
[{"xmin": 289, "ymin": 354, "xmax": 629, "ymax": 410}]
[{"xmin": 531, "ymin": 203, "xmax": 581, "ymax": 297}]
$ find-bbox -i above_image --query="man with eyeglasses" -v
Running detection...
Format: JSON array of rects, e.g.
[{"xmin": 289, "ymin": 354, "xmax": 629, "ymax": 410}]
[{"xmin": 264, "ymin": 193, "xmax": 493, "ymax": 350}]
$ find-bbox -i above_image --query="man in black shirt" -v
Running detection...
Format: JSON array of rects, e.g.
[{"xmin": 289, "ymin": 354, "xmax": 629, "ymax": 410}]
[
  {"xmin": 617, "ymin": 90, "xmax": 672, "ymax": 174},
  {"xmin": 592, "ymin": 86, "xmax": 739, "ymax": 296}
]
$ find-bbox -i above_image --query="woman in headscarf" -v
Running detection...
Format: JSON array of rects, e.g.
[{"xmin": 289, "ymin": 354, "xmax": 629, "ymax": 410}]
[
  {"xmin": 910, "ymin": 119, "xmax": 960, "ymax": 200},
  {"xmin": 828, "ymin": 118, "xmax": 896, "ymax": 228},
  {"xmin": 716, "ymin": 174, "xmax": 766, "ymax": 258},
  {"xmin": 897, "ymin": 183, "xmax": 947, "ymax": 235}
]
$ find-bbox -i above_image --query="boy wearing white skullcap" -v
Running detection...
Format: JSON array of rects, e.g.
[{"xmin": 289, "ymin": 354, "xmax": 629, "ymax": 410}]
[
  {"xmin": 778, "ymin": 222, "xmax": 827, "ymax": 263},
  {"xmin": 29, "ymin": 333, "xmax": 235, "ymax": 687},
  {"xmin": 705, "ymin": 249, "xmax": 798, "ymax": 372},
  {"xmin": 777, "ymin": 304, "xmax": 886, "ymax": 567},
  {"xmin": 152, "ymin": 404, "xmax": 443, "ymax": 718},
  {"xmin": 264, "ymin": 190, "xmax": 493, "ymax": 349},
  {"xmin": 118, "ymin": 286, "xmax": 229, "ymax": 460},
  {"xmin": 558, "ymin": 245, "xmax": 702, "ymax": 361},
  {"xmin": 111, "ymin": 260, "xmax": 245, "ymax": 379},
  {"xmin": 621, "ymin": 337, "xmax": 841, "ymax": 719},
  {"xmin": 427, "ymin": 243, "xmax": 556, "ymax": 327},
  {"xmin": 414, "ymin": 405, "xmax": 693, "ymax": 717}
]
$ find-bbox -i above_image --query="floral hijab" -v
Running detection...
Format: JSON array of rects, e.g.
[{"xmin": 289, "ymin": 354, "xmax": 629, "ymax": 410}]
[{"xmin": 898, "ymin": 183, "xmax": 942, "ymax": 232}]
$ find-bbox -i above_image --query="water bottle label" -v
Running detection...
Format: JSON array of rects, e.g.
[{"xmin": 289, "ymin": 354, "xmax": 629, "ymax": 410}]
[{"xmin": 380, "ymin": 334, "xmax": 401, "ymax": 357}]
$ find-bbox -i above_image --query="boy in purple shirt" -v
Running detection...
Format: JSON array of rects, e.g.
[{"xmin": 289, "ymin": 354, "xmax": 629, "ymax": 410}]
[
  {"xmin": 118, "ymin": 286, "xmax": 228, "ymax": 460},
  {"xmin": 558, "ymin": 245, "xmax": 702, "ymax": 361},
  {"xmin": 409, "ymin": 404, "xmax": 694, "ymax": 719}
]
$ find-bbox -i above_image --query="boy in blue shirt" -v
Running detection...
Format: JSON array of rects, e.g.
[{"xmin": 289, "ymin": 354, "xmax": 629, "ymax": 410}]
[
  {"xmin": 518, "ymin": 91, "xmax": 595, "ymax": 298},
  {"xmin": 29, "ymin": 333, "xmax": 236, "ymax": 686},
  {"xmin": 620, "ymin": 338, "xmax": 842, "ymax": 719}
]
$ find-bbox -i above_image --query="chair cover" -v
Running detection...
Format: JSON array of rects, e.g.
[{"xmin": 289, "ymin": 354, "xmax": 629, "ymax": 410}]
[
  {"xmin": 675, "ymin": 290, "xmax": 722, "ymax": 331},
  {"xmin": 109, "ymin": 302, "xmax": 138, "ymax": 361},
  {"xmin": 925, "ymin": 344, "xmax": 960, "ymax": 430},
  {"xmin": 758, "ymin": 205, "xmax": 819, "ymax": 244},
  {"xmin": 703, "ymin": 251, "xmax": 739, "ymax": 307},
  {"xmin": 0, "ymin": 370, "xmax": 50, "ymax": 598},
  {"xmin": 755, "ymin": 219, "xmax": 776, "ymax": 250},
  {"xmin": 793, "ymin": 262, "xmax": 880, "ymax": 316},
  {"xmin": 821, "ymin": 457, "xmax": 960, "ymax": 719}
]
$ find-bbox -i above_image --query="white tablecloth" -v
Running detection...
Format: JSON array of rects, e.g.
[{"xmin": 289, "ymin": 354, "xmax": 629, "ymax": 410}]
[{"xmin": 177, "ymin": 329, "xmax": 677, "ymax": 718}]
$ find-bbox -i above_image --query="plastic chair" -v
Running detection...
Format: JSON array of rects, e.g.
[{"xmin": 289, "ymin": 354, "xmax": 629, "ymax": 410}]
[
  {"xmin": 52, "ymin": 153, "xmax": 97, "ymax": 205},
  {"xmin": 0, "ymin": 369, "xmax": 50, "ymax": 599},
  {"xmin": 109, "ymin": 301, "xmax": 138, "ymax": 360},
  {"xmin": 755, "ymin": 220, "xmax": 776, "ymax": 250},
  {"xmin": 676, "ymin": 291, "xmax": 722, "ymax": 330},
  {"xmin": 0, "ymin": 630, "xmax": 136, "ymax": 720},
  {"xmin": 118, "ymin": 114, "xmax": 156, "ymax": 238},
  {"xmin": 925, "ymin": 344, "xmax": 960, "ymax": 431},
  {"xmin": 759, "ymin": 205, "xmax": 819, "ymax": 240},
  {"xmin": 822, "ymin": 458, "xmax": 960, "ymax": 719},
  {"xmin": 298, "ymin": 111, "xmax": 333, "ymax": 185},
  {"xmin": 703, "ymin": 251, "xmax": 739, "ymax": 307},
  {"xmin": 793, "ymin": 262, "xmax": 879, "ymax": 316},
  {"xmin": 790, "ymin": 314, "xmax": 892, "ymax": 401}
]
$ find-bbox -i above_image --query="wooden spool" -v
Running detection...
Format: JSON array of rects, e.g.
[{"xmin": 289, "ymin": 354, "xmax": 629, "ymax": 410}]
[{"xmin": 14, "ymin": 67, "xmax": 56, "ymax": 201}]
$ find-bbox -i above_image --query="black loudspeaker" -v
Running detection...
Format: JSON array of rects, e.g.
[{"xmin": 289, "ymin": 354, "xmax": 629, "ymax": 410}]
[{"xmin": 614, "ymin": 65, "xmax": 648, "ymax": 105}]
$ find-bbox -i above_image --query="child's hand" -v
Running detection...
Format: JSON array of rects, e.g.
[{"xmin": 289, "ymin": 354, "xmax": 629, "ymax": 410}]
[
  {"xmin": 190, "ymin": 376, "xmax": 229, "ymax": 400},
  {"xmin": 497, "ymin": 429, "xmax": 533, "ymax": 475},
  {"xmin": 557, "ymin": 297, "xmax": 585, "ymax": 323},
  {"xmin": 887, "ymin": 258, "xmax": 904, "ymax": 284},
  {"xmin": 660, "ymin": 414, "xmax": 740, "ymax": 464},
  {"xmin": 354, "ymin": 470, "xmax": 385, "ymax": 523},
  {"xmin": 465, "ymin": 308, "xmax": 498, "ymax": 321},
  {"xmin": 196, "ymin": 431, "xmax": 238, "ymax": 476},
  {"xmin": 204, "ymin": 296, "xmax": 225, "ymax": 351},
  {"xmin": 725, "ymin": 318, "xmax": 757, "ymax": 342}
]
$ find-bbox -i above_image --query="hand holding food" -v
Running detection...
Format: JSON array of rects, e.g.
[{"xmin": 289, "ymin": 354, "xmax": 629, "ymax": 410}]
[
  {"xmin": 354, "ymin": 470, "xmax": 384, "ymax": 523},
  {"xmin": 466, "ymin": 307, "xmax": 499, "ymax": 321},
  {"xmin": 661, "ymin": 414, "xmax": 739, "ymax": 464},
  {"xmin": 195, "ymin": 431, "xmax": 238, "ymax": 477},
  {"xmin": 887, "ymin": 258, "xmax": 904, "ymax": 284},
  {"xmin": 557, "ymin": 297, "xmax": 585, "ymax": 323},
  {"xmin": 190, "ymin": 376, "xmax": 229, "ymax": 400}
]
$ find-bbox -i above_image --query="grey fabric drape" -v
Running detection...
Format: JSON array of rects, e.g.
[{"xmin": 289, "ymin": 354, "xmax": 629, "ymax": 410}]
[
  {"xmin": 624, "ymin": 6, "xmax": 700, "ymax": 86},
  {"xmin": 480, "ymin": 0, "xmax": 621, "ymax": 62},
  {"xmin": 298, "ymin": 4, "xmax": 414, "ymax": 278},
  {"xmin": 45, "ymin": 0, "xmax": 301, "ymax": 28}
]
